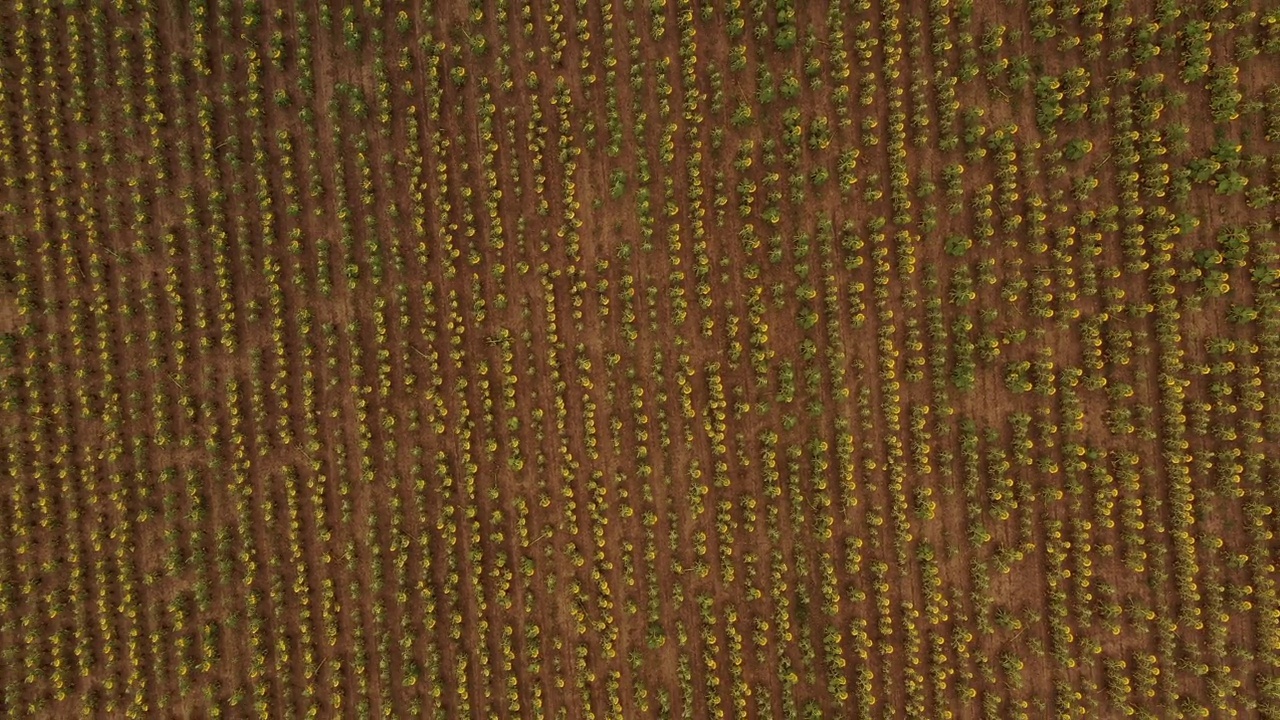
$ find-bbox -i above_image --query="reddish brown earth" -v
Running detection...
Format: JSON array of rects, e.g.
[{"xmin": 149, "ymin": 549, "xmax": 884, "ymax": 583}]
[{"xmin": 2, "ymin": 1, "xmax": 1280, "ymax": 719}]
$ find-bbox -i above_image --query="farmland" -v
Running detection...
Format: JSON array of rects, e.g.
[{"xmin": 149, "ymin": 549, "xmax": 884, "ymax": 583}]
[{"xmin": 2, "ymin": 0, "xmax": 1280, "ymax": 717}]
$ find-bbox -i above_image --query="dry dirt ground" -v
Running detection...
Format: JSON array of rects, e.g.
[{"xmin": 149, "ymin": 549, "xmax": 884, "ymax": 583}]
[{"xmin": 2, "ymin": 1, "xmax": 1280, "ymax": 719}]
